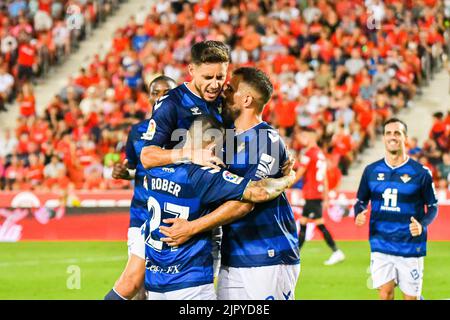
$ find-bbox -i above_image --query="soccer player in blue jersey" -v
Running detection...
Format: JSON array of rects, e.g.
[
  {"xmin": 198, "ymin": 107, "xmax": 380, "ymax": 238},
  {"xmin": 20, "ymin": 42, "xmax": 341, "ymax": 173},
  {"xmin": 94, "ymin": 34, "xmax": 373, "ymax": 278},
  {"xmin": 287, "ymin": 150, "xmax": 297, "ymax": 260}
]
[
  {"xmin": 354, "ymin": 118, "xmax": 439, "ymax": 300},
  {"xmin": 139, "ymin": 40, "xmax": 230, "ymax": 169},
  {"xmin": 104, "ymin": 116, "xmax": 296, "ymax": 300},
  {"xmin": 110, "ymin": 75, "xmax": 176, "ymax": 299},
  {"xmin": 160, "ymin": 67, "xmax": 300, "ymax": 300}
]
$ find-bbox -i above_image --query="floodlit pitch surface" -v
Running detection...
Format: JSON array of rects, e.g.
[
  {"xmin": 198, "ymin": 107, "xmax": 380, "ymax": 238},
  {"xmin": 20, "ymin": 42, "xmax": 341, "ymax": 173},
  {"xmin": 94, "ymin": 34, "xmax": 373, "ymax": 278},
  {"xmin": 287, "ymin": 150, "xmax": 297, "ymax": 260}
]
[{"xmin": 0, "ymin": 241, "xmax": 449, "ymax": 300}]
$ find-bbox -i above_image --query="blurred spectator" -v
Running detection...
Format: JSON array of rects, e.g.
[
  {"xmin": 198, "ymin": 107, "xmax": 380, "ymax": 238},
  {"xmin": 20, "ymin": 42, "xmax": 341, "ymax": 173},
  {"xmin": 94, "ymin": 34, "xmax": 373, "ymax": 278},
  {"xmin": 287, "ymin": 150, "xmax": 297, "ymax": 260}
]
[
  {"xmin": 0, "ymin": 129, "xmax": 18, "ymax": 158},
  {"xmin": 437, "ymin": 153, "xmax": 450, "ymax": 182},
  {"xmin": 408, "ymin": 137, "xmax": 423, "ymax": 159},
  {"xmin": 44, "ymin": 155, "xmax": 65, "ymax": 179},
  {"xmin": 1, "ymin": 0, "xmax": 447, "ymax": 191},
  {"xmin": 0, "ymin": 64, "xmax": 14, "ymax": 111},
  {"xmin": 345, "ymin": 49, "xmax": 365, "ymax": 76},
  {"xmin": 17, "ymin": 35, "xmax": 37, "ymax": 83},
  {"xmin": 4, "ymin": 156, "xmax": 24, "ymax": 190}
]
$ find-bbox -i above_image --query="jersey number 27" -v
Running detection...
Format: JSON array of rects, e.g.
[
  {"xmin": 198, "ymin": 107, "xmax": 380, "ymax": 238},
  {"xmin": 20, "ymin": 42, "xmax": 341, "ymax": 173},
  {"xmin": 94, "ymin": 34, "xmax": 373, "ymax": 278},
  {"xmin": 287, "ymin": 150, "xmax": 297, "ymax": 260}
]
[{"xmin": 146, "ymin": 196, "xmax": 190, "ymax": 251}]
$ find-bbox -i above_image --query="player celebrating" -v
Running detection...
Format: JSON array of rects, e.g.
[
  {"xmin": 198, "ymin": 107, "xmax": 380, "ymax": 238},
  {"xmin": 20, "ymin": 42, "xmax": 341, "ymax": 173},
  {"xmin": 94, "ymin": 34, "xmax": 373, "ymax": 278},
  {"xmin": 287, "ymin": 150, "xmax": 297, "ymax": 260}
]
[
  {"xmin": 295, "ymin": 126, "xmax": 345, "ymax": 265},
  {"xmin": 160, "ymin": 67, "xmax": 300, "ymax": 300},
  {"xmin": 354, "ymin": 118, "xmax": 439, "ymax": 300},
  {"xmin": 137, "ymin": 40, "xmax": 234, "ymax": 280},
  {"xmin": 139, "ymin": 40, "xmax": 230, "ymax": 169},
  {"xmin": 110, "ymin": 75, "xmax": 176, "ymax": 299},
  {"xmin": 104, "ymin": 116, "xmax": 296, "ymax": 300}
]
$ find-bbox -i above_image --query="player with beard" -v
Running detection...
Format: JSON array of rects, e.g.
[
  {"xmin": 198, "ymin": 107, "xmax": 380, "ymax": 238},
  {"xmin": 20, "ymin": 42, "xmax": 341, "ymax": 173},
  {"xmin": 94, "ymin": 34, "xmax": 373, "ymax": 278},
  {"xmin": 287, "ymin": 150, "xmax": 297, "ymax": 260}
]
[{"xmin": 159, "ymin": 67, "xmax": 300, "ymax": 300}]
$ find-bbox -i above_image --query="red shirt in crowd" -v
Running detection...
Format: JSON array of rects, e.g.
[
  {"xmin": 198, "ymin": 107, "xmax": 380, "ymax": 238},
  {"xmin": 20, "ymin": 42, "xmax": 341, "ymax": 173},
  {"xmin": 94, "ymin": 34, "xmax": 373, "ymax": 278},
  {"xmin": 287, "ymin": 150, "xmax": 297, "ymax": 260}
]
[
  {"xmin": 5, "ymin": 166, "xmax": 25, "ymax": 181},
  {"xmin": 44, "ymin": 175, "xmax": 71, "ymax": 190},
  {"xmin": 39, "ymin": 0, "xmax": 52, "ymax": 14},
  {"xmin": 30, "ymin": 122, "xmax": 48, "ymax": 145},
  {"xmin": 299, "ymin": 146, "xmax": 327, "ymax": 200},
  {"xmin": 25, "ymin": 164, "xmax": 45, "ymax": 183},
  {"xmin": 19, "ymin": 95, "xmax": 36, "ymax": 117},
  {"xmin": 332, "ymin": 132, "xmax": 353, "ymax": 157},
  {"xmin": 194, "ymin": 1, "xmax": 212, "ymax": 29},
  {"xmin": 274, "ymin": 99, "xmax": 297, "ymax": 128},
  {"xmin": 18, "ymin": 43, "xmax": 36, "ymax": 67}
]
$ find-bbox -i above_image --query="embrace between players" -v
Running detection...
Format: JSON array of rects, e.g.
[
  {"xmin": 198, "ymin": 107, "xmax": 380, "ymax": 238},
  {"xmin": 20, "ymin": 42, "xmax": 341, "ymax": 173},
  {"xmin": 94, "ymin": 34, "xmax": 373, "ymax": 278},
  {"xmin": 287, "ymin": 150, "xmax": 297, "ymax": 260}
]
[
  {"xmin": 105, "ymin": 41, "xmax": 300, "ymax": 300},
  {"xmin": 104, "ymin": 40, "xmax": 438, "ymax": 301}
]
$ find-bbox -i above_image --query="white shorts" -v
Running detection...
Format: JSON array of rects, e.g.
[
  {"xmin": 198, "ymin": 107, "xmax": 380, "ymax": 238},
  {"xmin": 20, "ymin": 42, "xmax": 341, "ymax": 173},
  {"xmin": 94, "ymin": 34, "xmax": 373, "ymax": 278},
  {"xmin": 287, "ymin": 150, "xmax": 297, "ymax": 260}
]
[
  {"xmin": 127, "ymin": 227, "xmax": 143, "ymax": 257},
  {"xmin": 370, "ymin": 252, "xmax": 424, "ymax": 298},
  {"xmin": 217, "ymin": 264, "xmax": 300, "ymax": 300},
  {"xmin": 147, "ymin": 283, "xmax": 216, "ymax": 300}
]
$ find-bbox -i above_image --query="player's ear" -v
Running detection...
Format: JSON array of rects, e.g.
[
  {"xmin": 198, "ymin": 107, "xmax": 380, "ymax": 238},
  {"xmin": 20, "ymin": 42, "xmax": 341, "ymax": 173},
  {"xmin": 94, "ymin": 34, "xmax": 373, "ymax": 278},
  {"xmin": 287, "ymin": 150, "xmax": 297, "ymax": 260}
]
[
  {"xmin": 188, "ymin": 64, "xmax": 195, "ymax": 77},
  {"xmin": 243, "ymin": 94, "xmax": 253, "ymax": 108}
]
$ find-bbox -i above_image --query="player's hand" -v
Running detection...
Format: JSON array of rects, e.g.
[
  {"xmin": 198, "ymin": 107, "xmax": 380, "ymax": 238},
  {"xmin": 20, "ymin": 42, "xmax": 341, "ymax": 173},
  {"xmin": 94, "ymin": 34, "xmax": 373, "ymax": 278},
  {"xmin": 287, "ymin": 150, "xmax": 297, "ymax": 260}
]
[
  {"xmin": 184, "ymin": 147, "xmax": 225, "ymax": 170},
  {"xmin": 112, "ymin": 159, "xmax": 130, "ymax": 180},
  {"xmin": 409, "ymin": 217, "xmax": 423, "ymax": 237},
  {"xmin": 159, "ymin": 218, "xmax": 195, "ymax": 246},
  {"xmin": 282, "ymin": 152, "xmax": 296, "ymax": 177},
  {"xmin": 355, "ymin": 209, "xmax": 368, "ymax": 227},
  {"xmin": 286, "ymin": 170, "xmax": 297, "ymax": 188}
]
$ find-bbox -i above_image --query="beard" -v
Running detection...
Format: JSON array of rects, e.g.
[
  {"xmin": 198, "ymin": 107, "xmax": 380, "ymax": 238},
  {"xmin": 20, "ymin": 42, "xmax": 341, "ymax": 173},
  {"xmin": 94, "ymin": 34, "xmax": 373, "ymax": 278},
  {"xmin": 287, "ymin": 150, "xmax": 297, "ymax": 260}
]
[
  {"xmin": 221, "ymin": 101, "xmax": 241, "ymax": 128},
  {"xmin": 194, "ymin": 82, "xmax": 219, "ymax": 102}
]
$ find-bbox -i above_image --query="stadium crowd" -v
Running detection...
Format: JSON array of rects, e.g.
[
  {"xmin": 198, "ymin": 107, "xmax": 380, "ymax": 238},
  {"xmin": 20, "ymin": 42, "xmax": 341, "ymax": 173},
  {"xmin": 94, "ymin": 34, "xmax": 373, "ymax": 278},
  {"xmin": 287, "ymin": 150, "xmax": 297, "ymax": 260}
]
[
  {"xmin": 0, "ymin": 0, "xmax": 449, "ymax": 192},
  {"xmin": 0, "ymin": 0, "xmax": 122, "ymax": 112}
]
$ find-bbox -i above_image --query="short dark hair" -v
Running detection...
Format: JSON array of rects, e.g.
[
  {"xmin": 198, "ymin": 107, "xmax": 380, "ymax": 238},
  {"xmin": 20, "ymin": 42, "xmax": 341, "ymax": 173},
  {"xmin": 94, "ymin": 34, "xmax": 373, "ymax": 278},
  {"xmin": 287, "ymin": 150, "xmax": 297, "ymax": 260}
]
[
  {"xmin": 383, "ymin": 118, "xmax": 408, "ymax": 135},
  {"xmin": 233, "ymin": 67, "xmax": 273, "ymax": 111},
  {"xmin": 148, "ymin": 75, "xmax": 176, "ymax": 91},
  {"xmin": 188, "ymin": 115, "xmax": 225, "ymax": 148},
  {"xmin": 190, "ymin": 41, "xmax": 230, "ymax": 65},
  {"xmin": 189, "ymin": 115, "xmax": 224, "ymax": 134},
  {"xmin": 433, "ymin": 111, "xmax": 444, "ymax": 119}
]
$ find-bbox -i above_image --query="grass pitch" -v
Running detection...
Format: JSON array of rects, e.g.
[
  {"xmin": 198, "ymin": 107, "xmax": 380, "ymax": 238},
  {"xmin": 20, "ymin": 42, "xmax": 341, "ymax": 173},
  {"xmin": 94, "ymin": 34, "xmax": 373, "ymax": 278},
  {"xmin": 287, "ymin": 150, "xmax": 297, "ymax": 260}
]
[{"xmin": 0, "ymin": 241, "xmax": 449, "ymax": 300}]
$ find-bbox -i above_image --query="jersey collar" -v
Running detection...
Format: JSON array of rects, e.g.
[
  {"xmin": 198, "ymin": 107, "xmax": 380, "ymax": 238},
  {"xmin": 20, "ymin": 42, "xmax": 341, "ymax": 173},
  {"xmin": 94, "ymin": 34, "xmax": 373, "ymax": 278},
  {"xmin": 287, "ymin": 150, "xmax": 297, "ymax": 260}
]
[
  {"xmin": 234, "ymin": 121, "xmax": 265, "ymax": 137},
  {"xmin": 183, "ymin": 82, "xmax": 203, "ymax": 100},
  {"xmin": 383, "ymin": 156, "xmax": 410, "ymax": 170}
]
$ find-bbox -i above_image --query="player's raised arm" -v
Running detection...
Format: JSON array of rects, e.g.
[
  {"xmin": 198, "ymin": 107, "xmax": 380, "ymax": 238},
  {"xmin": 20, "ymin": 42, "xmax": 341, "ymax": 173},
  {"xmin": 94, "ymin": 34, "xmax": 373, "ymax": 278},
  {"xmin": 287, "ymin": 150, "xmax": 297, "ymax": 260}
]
[
  {"xmin": 140, "ymin": 96, "xmax": 184, "ymax": 168},
  {"xmin": 160, "ymin": 200, "xmax": 255, "ymax": 247},
  {"xmin": 139, "ymin": 100, "xmax": 224, "ymax": 169},
  {"xmin": 159, "ymin": 168, "xmax": 295, "ymax": 247},
  {"xmin": 141, "ymin": 144, "xmax": 224, "ymax": 170},
  {"xmin": 242, "ymin": 170, "xmax": 296, "ymax": 203}
]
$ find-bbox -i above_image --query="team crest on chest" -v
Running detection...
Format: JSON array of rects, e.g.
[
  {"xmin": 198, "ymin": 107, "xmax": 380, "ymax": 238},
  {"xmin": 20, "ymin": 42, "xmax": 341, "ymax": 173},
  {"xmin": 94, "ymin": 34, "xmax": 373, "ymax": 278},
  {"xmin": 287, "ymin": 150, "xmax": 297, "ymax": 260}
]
[
  {"xmin": 400, "ymin": 174, "xmax": 411, "ymax": 183},
  {"xmin": 377, "ymin": 173, "xmax": 385, "ymax": 181}
]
